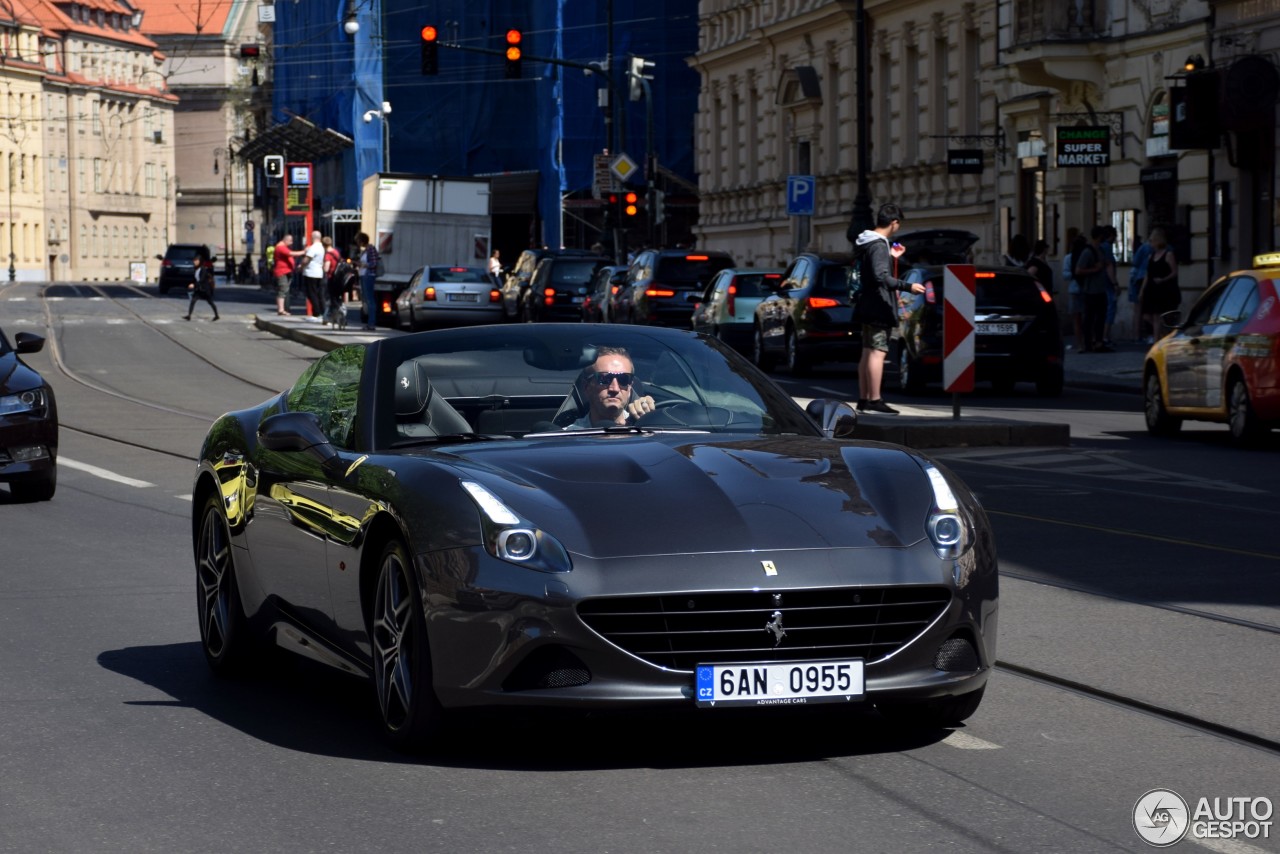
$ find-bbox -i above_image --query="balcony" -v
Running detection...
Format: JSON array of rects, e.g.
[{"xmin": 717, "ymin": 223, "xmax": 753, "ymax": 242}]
[{"xmin": 1005, "ymin": 0, "xmax": 1107, "ymax": 92}]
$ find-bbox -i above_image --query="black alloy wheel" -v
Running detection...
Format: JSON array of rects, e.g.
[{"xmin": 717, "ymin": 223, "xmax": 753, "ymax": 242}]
[
  {"xmin": 370, "ymin": 538, "xmax": 442, "ymax": 752},
  {"xmin": 1228, "ymin": 376, "xmax": 1265, "ymax": 446},
  {"xmin": 1143, "ymin": 371, "xmax": 1182, "ymax": 436},
  {"xmin": 196, "ymin": 494, "xmax": 253, "ymax": 675},
  {"xmin": 897, "ymin": 344, "xmax": 925, "ymax": 395},
  {"xmin": 753, "ymin": 325, "xmax": 775, "ymax": 372},
  {"xmin": 785, "ymin": 326, "xmax": 811, "ymax": 377}
]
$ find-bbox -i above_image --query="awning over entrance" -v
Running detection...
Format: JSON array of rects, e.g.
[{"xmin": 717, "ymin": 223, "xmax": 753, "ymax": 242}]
[{"xmin": 237, "ymin": 116, "xmax": 354, "ymax": 164}]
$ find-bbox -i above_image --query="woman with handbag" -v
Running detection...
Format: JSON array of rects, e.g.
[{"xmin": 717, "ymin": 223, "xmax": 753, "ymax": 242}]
[{"xmin": 184, "ymin": 246, "xmax": 219, "ymax": 321}]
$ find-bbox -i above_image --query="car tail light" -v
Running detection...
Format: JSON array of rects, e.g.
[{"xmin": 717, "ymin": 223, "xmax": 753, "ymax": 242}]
[
  {"xmin": 381, "ymin": 299, "xmax": 392, "ymax": 314},
  {"xmin": 925, "ymin": 282, "xmax": 936, "ymax": 304},
  {"xmin": 807, "ymin": 296, "xmax": 840, "ymax": 310},
  {"xmin": 424, "ymin": 287, "xmax": 437, "ymax": 301},
  {"xmin": 1035, "ymin": 283, "xmax": 1053, "ymax": 303},
  {"xmin": 450, "ymin": 267, "xmax": 467, "ymax": 272},
  {"xmin": 489, "ymin": 289, "xmax": 500, "ymax": 302},
  {"xmin": 611, "ymin": 284, "xmax": 620, "ymax": 295},
  {"xmin": 727, "ymin": 283, "xmax": 737, "ymax": 316},
  {"xmin": 544, "ymin": 295, "xmax": 554, "ymax": 306},
  {"xmin": 686, "ymin": 255, "xmax": 708, "ymax": 261},
  {"xmin": 544, "ymin": 287, "xmax": 555, "ymax": 297},
  {"xmin": 975, "ymin": 272, "xmax": 995, "ymax": 278},
  {"xmin": 645, "ymin": 288, "xmax": 675, "ymax": 298}
]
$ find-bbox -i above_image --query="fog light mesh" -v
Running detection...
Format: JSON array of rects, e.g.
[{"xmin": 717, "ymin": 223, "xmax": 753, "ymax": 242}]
[
  {"xmin": 935, "ymin": 637, "xmax": 979, "ymax": 672},
  {"xmin": 502, "ymin": 646, "xmax": 591, "ymax": 692}
]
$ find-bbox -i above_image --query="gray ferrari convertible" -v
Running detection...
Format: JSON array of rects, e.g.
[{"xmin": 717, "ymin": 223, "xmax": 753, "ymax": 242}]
[{"xmin": 191, "ymin": 324, "xmax": 997, "ymax": 751}]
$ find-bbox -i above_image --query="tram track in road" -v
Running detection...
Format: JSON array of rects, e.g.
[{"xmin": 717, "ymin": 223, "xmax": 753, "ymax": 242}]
[
  {"xmin": 992, "ymin": 660, "xmax": 1280, "ymax": 757},
  {"xmin": 37, "ymin": 282, "xmax": 283, "ymax": 425}
]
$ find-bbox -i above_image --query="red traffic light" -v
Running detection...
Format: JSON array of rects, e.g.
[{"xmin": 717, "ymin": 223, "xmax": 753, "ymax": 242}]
[
  {"xmin": 624, "ymin": 192, "xmax": 638, "ymax": 204},
  {"xmin": 506, "ymin": 29, "xmax": 522, "ymax": 45},
  {"xmin": 421, "ymin": 25, "xmax": 437, "ymax": 41}
]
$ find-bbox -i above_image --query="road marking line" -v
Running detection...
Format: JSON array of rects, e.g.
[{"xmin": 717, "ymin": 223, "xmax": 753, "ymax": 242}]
[
  {"xmin": 942, "ymin": 731, "xmax": 1001, "ymax": 750},
  {"xmin": 176, "ymin": 494, "xmax": 193, "ymax": 502},
  {"xmin": 59, "ymin": 456, "xmax": 154, "ymax": 488}
]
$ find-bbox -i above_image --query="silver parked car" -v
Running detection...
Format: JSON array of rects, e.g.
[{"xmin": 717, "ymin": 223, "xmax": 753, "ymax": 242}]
[
  {"xmin": 393, "ymin": 266, "xmax": 501, "ymax": 330},
  {"xmin": 691, "ymin": 268, "xmax": 783, "ymax": 353}
]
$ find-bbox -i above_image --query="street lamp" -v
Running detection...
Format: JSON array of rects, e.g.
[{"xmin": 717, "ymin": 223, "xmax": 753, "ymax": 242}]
[
  {"xmin": 213, "ymin": 147, "xmax": 233, "ymax": 279},
  {"xmin": 363, "ymin": 102, "xmax": 391, "ymax": 172}
]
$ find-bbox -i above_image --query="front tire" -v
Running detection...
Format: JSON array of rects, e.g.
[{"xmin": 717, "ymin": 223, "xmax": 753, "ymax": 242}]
[
  {"xmin": 196, "ymin": 493, "xmax": 254, "ymax": 676},
  {"xmin": 9, "ymin": 465, "xmax": 56, "ymax": 502},
  {"xmin": 1144, "ymin": 371, "xmax": 1182, "ymax": 436},
  {"xmin": 371, "ymin": 538, "xmax": 442, "ymax": 752}
]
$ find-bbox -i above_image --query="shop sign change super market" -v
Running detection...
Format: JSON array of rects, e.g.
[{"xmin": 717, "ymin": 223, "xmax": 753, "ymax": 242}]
[{"xmin": 1056, "ymin": 126, "xmax": 1111, "ymax": 167}]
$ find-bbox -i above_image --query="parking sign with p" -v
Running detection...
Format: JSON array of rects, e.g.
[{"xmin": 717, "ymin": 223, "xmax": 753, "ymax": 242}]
[{"xmin": 786, "ymin": 175, "xmax": 815, "ymax": 216}]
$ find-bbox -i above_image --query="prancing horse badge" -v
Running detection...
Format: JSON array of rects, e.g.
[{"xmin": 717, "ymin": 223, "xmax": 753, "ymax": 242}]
[{"xmin": 761, "ymin": 560, "xmax": 777, "ymax": 577}]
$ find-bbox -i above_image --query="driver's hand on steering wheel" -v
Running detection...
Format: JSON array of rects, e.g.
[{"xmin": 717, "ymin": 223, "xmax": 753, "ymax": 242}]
[{"xmin": 625, "ymin": 395, "xmax": 656, "ymax": 419}]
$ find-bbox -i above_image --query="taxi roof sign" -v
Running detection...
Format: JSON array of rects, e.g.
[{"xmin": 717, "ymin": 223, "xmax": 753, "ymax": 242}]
[{"xmin": 1252, "ymin": 252, "xmax": 1280, "ymax": 268}]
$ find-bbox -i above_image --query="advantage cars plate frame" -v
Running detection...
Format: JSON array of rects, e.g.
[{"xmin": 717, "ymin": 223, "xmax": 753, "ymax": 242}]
[{"xmin": 695, "ymin": 659, "xmax": 865, "ymax": 708}]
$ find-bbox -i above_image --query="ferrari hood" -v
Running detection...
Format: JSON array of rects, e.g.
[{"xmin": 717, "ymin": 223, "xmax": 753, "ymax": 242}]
[{"xmin": 442, "ymin": 436, "xmax": 936, "ymax": 560}]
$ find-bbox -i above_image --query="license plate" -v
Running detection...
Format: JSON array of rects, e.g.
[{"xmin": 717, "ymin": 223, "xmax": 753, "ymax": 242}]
[
  {"xmin": 695, "ymin": 660, "xmax": 864, "ymax": 708},
  {"xmin": 448, "ymin": 292, "xmax": 478, "ymax": 302},
  {"xmin": 571, "ymin": 295, "xmax": 583, "ymax": 304},
  {"xmin": 977, "ymin": 322, "xmax": 1018, "ymax": 335}
]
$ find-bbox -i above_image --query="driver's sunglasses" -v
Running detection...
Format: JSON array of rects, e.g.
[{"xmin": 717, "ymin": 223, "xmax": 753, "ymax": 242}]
[{"xmin": 593, "ymin": 371, "xmax": 634, "ymax": 388}]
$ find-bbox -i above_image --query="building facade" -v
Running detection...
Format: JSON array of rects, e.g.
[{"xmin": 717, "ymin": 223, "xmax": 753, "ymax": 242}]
[{"xmin": 691, "ymin": 0, "xmax": 1279, "ymax": 321}]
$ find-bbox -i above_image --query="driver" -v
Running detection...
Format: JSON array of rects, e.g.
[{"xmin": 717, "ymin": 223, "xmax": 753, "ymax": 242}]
[{"xmin": 569, "ymin": 347, "xmax": 656, "ymax": 428}]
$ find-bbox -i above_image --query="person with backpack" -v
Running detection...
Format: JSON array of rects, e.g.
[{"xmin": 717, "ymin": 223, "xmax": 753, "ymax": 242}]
[
  {"xmin": 183, "ymin": 246, "xmax": 219, "ymax": 321},
  {"xmin": 850, "ymin": 203, "xmax": 926, "ymax": 414},
  {"xmin": 355, "ymin": 232, "xmax": 380, "ymax": 330}
]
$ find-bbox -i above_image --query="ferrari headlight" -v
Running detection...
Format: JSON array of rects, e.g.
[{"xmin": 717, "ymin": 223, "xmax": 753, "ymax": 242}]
[
  {"xmin": 0, "ymin": 388, "xmax": 48, "ymax": 418},
  {"xmin": 461, "ymin": 480, "xmax": 572, "ymax": 573},
  {"xmin": 923, "ymin": 463, "xmax": 973, "ymax": 561}
]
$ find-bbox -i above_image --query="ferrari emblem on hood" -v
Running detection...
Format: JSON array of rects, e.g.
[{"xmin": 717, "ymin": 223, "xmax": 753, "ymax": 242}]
[{"xmin": 762, "ymin": 560, "xmax": 777, "ymax": 576}]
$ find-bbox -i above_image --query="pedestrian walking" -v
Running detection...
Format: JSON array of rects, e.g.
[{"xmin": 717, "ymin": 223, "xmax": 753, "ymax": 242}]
[
  {"xmin": 851, "ymin": 203, "xmax": 926, "ymax": 414},
  {"xmin": 183, "ymin": 246, "xmax": 219, "ymax": 321},
  {"xmin": 1100, "ymin": 225, "xmax": 1119, "ymax": 347},
  {"xmin": 1128, "ymin": 233, "xmax": 1153, "ymax": 341},
  {"xmin": 488, "ymin": 248, "xmax": 502, "ymax": 286},
  {"xmin": 1140, "ymin": 227, "xmax": 1181, "ymax": 343},
  {"xmin": 355, "ymin": 232, "xmax": 380, "ymax": 330},
  {"xmin": 272, "ymin": 233, "xmax": 304, "ymax": 316},
  {"xmin": 301, "ymin": 230, "xmax": 327, "ymax": 321},
  {"xmin": 322, "ymin": 236, "xmax": 346, "ymax": 327}
]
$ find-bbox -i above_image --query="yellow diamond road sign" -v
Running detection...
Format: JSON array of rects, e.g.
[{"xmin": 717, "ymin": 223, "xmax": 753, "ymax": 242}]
[{"xmin": 610, "ymin": 154, "xmax": 639, "ymax": 183}]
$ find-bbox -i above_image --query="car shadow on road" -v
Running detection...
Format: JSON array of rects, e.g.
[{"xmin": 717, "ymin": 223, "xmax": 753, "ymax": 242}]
[{"xmin": 98, "ymin": 641, "xmax": 953, "ymax": 769}]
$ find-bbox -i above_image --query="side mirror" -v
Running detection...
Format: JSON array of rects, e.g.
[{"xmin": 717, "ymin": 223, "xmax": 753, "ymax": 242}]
[
  {"xmin": 155, "ymin": 254, "xmax": 164, "ymax": 261},
  {"xmin": 259, "ymin": 411, "xmax": 342, "ymax": 469},
  {"xmin": 1161, "ymin": 309, "xmax": 1184, "ymax": 330},
  {"xmin": 13, "ymin": 332, "xmax": 45, "ymax": 354},
  {"xmin": 805, "ymin": 399, "xmax": 858, "ymax": 439}
]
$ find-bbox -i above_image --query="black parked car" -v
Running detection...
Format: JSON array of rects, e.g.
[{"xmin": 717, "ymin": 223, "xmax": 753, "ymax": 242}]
[
  {"xmin": 500, "ymin": 248, "xmax": 601, "ymax": 321},
  {"xmin": 521, "ymin": 254, "xmax": 609, "ymax": 322},
  {"xmin": 582, "ymin": 264, "xmax": 628, "ymax": 323},
  {"xmin": 0, "ymin": 326, "xmax": 58, "ymax": 501},
  {"xmin": 617, "ymin": 249, "xmax": 734, "ymax": 327},
  {"xmin": 893, "ymin": 230, "xmax": 1064, "ymax": 396},
  {"xmin": 156, "ymin": 243, "xmax": 209, "ymax": 295},
  {"xmin": 752, "ymin": 253, "xmax": 859, "ymax": 376}
]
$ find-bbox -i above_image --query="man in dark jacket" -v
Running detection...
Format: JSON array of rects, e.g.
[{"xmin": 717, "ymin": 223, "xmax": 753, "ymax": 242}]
[{"xmin": 852, "ymin": 204, "xmax": 925, "ymax": 414}]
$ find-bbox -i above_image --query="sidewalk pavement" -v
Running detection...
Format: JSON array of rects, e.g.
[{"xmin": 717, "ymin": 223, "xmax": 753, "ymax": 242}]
[{"xmin": 253, "ymin": 309, "xmax": 1151, "ymax": 448}]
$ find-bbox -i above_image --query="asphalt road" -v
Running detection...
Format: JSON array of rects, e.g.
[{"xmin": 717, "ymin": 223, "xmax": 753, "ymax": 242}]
[{"xmin": 1, "ymin": 281, "xmax": 1277, "ymax": 853}]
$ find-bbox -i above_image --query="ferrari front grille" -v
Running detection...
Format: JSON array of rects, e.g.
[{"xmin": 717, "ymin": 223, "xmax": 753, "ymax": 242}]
[{"xmin": 577, "ymin": 586, "xmax": 951, "ymax": 672}]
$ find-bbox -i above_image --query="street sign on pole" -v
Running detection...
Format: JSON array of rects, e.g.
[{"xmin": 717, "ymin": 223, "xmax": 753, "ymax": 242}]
[
  {"xmin": 943, "ymin": 264, "xmax": 975, "ymax": 406},
  {"xmin": 610, "ymin": 153, "xmax": 639, "ymax": 184},
  {"xmin": 786, "ymin": 175, "xmax": 815, "ymax": 216}
]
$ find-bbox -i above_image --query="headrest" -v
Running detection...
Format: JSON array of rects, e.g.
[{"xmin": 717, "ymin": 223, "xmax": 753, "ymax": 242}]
[{"xmin": 395, "ymin": 360, "xmax": 434, "ymax": 418}]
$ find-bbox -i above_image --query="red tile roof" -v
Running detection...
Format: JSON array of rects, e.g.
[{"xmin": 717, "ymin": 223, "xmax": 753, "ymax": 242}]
[{"xmin": 126, "ymin": 0, "xmax": 233, "ymax": 37}]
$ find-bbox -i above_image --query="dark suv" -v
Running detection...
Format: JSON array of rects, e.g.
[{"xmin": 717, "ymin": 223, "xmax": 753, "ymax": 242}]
[
  {"xmin": 893, "ymin": 230, "xmax": 1064, "ymax": 396},
  {"xmin": 156, "ymin": 243, "xmax": 209, "ymax": 294},
  {"xmin": 617, "ymin": 249, "xmax": 734, "ymax": 327},
  {"xmin": 751, "ymin": 253, "xmax": 859, "ymax": 375},
  {"xmin": 522, "ymin": 254, "xmax": 609, "ymax": 322},
  {"xmin": 500, "ymin": 248, "xmax": 601, "ymax": 321}
]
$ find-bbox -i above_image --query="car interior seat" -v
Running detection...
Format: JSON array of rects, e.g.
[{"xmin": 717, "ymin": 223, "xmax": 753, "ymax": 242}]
[{"xmin": 394, "ymin": 360, "xmax": 472, "ymax": 438}]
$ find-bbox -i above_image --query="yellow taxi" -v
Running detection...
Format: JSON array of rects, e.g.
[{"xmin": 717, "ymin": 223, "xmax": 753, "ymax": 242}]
[{"xmin": 1143, "ymin": 252, "xmax": 1280, "ymax": 444}]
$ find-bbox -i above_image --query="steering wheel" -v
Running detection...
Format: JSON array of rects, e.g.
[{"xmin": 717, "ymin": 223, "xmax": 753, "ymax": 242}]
[{"xmin": 635, "ymin": 399, "xmax": 703, "ymax": 427}]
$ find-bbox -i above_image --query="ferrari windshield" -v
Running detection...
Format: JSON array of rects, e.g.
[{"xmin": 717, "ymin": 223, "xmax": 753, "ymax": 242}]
[{"xmin": 373, "ymin": 324, "xmax": 819, "ymax": 445}]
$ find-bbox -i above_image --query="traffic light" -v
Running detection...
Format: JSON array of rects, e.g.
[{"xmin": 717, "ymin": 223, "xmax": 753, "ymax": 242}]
[
  {"xmin": 420, "ymin": 26, "xmax": 438, "ymax": 76},
  {"xmin": 263, "ymin": 155, "xmax": 284, "ymax": 178},
  {"xmin": 628, "ymin": 55, "xmax": 655, "ymax": 101},
  {"xmin": 504, "ymin": 29, "xmax": 522, "ymax": 79},
  {"xmin": 623, "ymin": 191, "xmax": 639, "ymax": 218}
]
